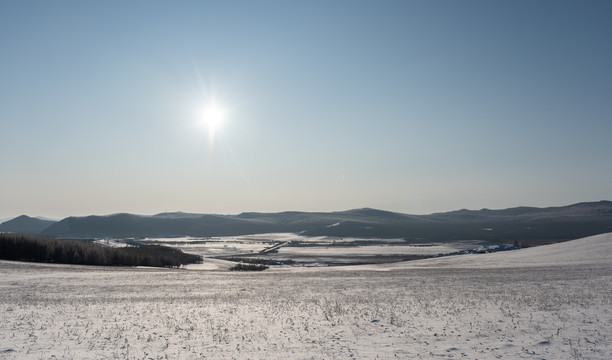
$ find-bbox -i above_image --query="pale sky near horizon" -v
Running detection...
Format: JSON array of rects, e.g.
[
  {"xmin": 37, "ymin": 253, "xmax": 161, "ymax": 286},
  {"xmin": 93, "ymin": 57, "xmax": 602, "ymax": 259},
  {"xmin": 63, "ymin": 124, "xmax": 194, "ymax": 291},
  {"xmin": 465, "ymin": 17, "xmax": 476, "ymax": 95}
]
[{"xmin": 1, "ymin": 1, "xmax": 611, "ymax": 219}]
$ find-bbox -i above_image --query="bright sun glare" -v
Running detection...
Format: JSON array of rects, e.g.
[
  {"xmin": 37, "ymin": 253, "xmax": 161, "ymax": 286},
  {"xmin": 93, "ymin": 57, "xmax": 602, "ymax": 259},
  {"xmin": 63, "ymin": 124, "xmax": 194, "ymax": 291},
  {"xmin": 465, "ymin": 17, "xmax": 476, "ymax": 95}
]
[{"xmin": 201, "ymin": 100, "xmax": 226, "ymax": 140}]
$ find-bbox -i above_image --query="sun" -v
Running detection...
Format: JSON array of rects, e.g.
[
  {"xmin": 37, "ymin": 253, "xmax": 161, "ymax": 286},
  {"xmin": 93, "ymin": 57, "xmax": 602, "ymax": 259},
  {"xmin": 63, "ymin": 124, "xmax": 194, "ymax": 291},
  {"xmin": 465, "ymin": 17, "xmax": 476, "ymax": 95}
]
[{"xmin": 200, "ymin": 100, "xmax": 226, "ymax": 140}]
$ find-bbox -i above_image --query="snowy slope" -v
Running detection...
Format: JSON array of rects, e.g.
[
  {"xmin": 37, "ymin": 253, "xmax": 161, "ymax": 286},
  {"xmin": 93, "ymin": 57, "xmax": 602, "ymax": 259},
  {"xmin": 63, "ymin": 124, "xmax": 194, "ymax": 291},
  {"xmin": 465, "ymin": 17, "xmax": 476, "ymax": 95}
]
[
  {"xmin": 392, "ymin": 232, "xmax": 612, "ymax": 269},
  {"xmin": 1, "ymin": 233, "xmax": 611, "ymax": 359}
]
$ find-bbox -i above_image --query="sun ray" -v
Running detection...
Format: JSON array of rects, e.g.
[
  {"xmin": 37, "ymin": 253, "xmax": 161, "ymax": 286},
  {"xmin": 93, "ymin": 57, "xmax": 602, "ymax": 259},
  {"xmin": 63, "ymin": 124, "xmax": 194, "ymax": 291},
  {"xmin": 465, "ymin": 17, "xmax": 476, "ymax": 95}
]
[{"xmin": 200, "ymin": 99, "xmax": 226, "ymax": 143}]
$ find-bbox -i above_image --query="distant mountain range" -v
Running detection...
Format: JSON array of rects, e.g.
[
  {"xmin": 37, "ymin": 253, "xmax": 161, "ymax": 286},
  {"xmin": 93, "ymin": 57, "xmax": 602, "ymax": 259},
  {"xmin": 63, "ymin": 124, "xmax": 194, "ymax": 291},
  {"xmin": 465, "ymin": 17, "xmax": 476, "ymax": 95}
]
[
  {"xmin": 2, "ymin": 201, "xmax": 612, "ymax": 244},
  {"xmin": 0, "ymin": 215, "xmax": 57, "ymax": 235}
]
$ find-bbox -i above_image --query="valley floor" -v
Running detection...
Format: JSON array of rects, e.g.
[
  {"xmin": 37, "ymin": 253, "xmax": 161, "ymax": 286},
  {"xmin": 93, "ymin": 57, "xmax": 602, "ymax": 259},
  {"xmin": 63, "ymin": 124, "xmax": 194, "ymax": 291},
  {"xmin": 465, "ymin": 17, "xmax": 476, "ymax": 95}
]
[{"xmin": 1, "ymin": 235, "xmax": 612, "ymax": 359}]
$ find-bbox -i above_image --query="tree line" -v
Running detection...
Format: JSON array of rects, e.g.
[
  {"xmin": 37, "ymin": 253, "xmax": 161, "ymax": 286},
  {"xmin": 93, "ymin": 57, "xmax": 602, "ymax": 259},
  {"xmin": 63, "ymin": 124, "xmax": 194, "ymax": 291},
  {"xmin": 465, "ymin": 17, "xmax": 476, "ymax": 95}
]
[{"xmin": 0, "ymin": 233, "xmax": 201, "ymax": 268}]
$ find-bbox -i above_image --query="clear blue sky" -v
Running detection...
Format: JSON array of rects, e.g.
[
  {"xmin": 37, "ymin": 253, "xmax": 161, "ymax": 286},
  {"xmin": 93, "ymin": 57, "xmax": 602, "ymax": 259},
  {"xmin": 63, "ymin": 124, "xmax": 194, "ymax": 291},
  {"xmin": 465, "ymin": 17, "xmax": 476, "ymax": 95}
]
[{"xmin": 1, "ymin": 0, "xmax": 611, "ymax": 219}]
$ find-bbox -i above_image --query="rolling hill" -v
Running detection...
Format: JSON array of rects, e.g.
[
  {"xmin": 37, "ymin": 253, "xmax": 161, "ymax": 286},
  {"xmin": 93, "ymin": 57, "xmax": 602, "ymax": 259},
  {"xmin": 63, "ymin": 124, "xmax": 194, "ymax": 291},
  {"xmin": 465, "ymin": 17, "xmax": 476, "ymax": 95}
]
[
  {"xmin": 0, "ymin": 215, "xmax": 57, "ymax": 235},
  {"xmin": 34, "ymin": 201, "xmax": 612, "ymax": 243},
  {"xmin": 392, "ymin": 231, "xmax": 612, "ymax": 269}
]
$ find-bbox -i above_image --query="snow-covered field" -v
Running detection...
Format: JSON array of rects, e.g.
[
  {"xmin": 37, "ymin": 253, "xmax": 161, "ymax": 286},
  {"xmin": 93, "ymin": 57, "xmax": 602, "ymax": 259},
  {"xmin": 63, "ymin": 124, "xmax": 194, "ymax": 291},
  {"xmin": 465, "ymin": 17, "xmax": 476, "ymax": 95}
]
[
  {"xmin": 124, "ymin": 233, "xmax": 514, "ymax": 266},
  {"xmin": 1, "ymin": 233, "xmax": 611, "ymax": 359}
]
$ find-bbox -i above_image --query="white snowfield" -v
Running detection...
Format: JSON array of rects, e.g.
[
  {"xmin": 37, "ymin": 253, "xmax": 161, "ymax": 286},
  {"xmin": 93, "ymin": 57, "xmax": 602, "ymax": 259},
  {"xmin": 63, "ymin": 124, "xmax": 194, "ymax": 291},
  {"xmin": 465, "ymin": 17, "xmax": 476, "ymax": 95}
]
[
  {"xmin": 388, "ymin": 231, "xmax": 612, "ymax": 269},
  {"xmin": 1, "ymin": 233, "xmax": 611, "ymax": 359}
]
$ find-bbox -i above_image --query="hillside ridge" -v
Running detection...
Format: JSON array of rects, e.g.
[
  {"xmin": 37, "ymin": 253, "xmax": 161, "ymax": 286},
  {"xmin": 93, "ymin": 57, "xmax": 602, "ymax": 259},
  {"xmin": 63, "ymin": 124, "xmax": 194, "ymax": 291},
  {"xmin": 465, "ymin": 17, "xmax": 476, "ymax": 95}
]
[{"xmin": 4, "ymin": 201, "xmax": 611, "ymax": 243}]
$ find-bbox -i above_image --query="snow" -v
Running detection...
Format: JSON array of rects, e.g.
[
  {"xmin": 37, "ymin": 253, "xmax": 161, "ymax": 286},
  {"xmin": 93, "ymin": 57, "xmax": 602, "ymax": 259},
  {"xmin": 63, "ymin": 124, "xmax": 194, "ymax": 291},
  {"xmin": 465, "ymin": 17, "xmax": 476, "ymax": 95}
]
[
  {"xmin": 128, "ymin": 234, "xmax": 503, "ymax": 265},
  {"xmin": 182, "ymin": 258, "xmax": 236, "ymax": 271},
  {"xmin": 1, "ymin": 233, "xmax": 611, "ymax": 359},
  {"xmin": 277, "ymin": 243, "xmax": 492, "ymax": 257},
  {"xmin": 388, "ymin": 232, "xmax": 612, "ymax": 269}
]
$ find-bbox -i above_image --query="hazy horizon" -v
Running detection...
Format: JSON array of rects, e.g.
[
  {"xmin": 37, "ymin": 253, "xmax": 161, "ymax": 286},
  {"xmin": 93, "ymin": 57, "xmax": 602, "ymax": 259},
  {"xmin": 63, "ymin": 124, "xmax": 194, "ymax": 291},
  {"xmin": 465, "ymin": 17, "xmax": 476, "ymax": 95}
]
[
  {"xmin": 2, "ymin": 1, "xmax": 611, "ymax": 220},
  {"xmin": 2, "ymin": 199, "xmax": 611, "ymax": 223}
]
